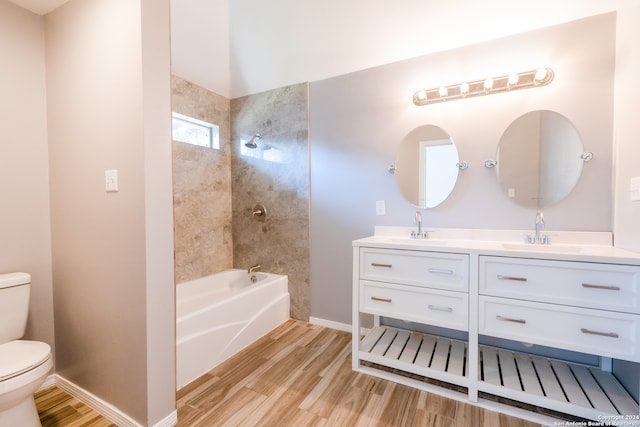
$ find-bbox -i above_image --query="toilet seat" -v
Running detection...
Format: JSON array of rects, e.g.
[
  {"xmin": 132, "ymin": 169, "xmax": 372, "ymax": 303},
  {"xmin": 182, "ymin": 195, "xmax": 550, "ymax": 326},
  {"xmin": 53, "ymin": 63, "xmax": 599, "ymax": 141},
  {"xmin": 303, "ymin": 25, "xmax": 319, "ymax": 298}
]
[{"xmin": 0, "ymin": 341, "xmax": 51, "ymax": 382}]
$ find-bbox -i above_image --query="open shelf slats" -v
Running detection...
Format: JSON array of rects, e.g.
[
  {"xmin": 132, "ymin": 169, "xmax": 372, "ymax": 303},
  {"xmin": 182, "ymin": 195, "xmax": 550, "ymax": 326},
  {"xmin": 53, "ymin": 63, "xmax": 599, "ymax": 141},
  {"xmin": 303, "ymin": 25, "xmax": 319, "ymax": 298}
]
[
  {"xmin": 358, "ymin": 327, "xmax": 639, "ymax": 422},
  {"xmin": 359, "ymin": 326, "xmax": 468, "ymax": 385},
  {"xmin": 529, "ymin": 355, "xmax": 565, "ymax": 402},
  {"xmin": 479, "ymin": 345, "xmax": 639, "ymax": 419}
]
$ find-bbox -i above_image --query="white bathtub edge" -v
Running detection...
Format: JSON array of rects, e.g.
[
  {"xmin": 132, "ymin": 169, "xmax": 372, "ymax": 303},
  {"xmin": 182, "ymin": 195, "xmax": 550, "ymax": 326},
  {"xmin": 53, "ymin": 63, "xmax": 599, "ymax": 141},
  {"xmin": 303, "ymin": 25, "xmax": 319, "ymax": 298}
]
[
  {"xmin": 177, "ymin": 292, "xmax": 290, "ymax": 389},
  {"xmin": 217, "ymin": 293, "xmax": 290, "ymax": 362}
]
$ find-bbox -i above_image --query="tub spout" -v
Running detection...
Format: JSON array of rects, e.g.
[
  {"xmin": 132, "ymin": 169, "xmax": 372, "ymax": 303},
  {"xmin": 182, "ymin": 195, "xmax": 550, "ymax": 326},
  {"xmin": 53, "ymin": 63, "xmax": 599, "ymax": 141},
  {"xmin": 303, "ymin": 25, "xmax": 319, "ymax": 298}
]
[{"xmin": 248, "ymin": 264, "xmax": 261, "ymax": 274}]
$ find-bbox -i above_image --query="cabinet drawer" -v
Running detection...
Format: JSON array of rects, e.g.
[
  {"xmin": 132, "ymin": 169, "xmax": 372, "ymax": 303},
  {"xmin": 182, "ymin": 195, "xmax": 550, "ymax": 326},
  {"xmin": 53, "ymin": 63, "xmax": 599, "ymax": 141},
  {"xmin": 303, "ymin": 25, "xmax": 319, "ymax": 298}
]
[
  {"xmin": 360, "ymin": 280, "xmax": 468, "ymax": 331},
  {"xmin": 361, "ymin": 248, "xmax": 469, "ymax": 291},
  {"xmin": 479, "ymin": 296, "xmax": 640, "ymax": 362},
  {"xmin": 480, "ymin": 256, "xmax": 640, "ymax": 314}
]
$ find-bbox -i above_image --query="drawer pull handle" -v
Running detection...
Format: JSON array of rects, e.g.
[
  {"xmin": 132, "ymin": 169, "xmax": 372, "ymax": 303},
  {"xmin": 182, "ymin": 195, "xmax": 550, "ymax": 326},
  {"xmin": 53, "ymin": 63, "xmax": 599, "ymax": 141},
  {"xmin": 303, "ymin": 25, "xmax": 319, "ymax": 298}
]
[
  {"xmin": 497, "ymin": 275, "xmax": 527, "ymax": 282},
  {"xmin": 371, "ymin": 263, "xmax": 393, "ymax": 268},
  {"xmin": 496, "ymin": 315, "xmax": 526, "ymax": 324},
  {"xmin": 428, "ymin": 304, "xmax": 453, "ymax": 312},
  {"xmin": 580, "ymin": 328, "xmax": 619, "ymax": 339},
  {"xmin": 428, "ymin": 268, "xmax": 454, "ymax": 275},
  {"xmin": 371, "ymin": 296, "xmax": 392, "ymax": 303},
  {"xmin": 581, "ymin": 283, "xmax": 621, "ymax": 291}
]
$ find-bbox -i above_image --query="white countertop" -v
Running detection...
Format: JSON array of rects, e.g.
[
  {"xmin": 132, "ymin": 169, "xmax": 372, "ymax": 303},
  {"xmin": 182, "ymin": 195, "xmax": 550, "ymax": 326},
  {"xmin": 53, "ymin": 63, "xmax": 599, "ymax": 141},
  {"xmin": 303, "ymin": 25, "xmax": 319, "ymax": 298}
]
[{"xmin": 353, "ymin": 227, "xmax": 640, "ymax": 265}]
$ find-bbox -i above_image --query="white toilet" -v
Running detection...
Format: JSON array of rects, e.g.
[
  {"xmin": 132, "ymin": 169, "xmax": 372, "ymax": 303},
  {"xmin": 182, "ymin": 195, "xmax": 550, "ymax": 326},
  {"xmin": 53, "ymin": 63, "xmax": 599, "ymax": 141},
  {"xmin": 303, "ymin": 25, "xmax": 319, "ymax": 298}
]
[{"xmin": 0, "ymin": 272, "xmax": 53, "ymax": 427}]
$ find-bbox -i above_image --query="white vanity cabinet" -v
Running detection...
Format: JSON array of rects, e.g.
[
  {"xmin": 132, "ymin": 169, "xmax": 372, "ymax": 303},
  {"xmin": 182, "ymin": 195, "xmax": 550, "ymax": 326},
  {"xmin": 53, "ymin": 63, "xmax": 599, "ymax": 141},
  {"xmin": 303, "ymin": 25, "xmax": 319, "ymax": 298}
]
[
  {"xmin": 479, "ymin": 256, "xmax": 640, "ymax": 314},
  {"xmin": 352, "ymin": 234, "xmax": 640, "ymax": 425},
  {"xmin": 354, "ymin": 247, "xmax": 472, "ymax": 388},
  {"xmin": 477, "ymin": 256, "xmax": 640, "ymax": 421},
  {"xmin": 479, "ymin": 256, "xmax": 640, "ymax": 362}
]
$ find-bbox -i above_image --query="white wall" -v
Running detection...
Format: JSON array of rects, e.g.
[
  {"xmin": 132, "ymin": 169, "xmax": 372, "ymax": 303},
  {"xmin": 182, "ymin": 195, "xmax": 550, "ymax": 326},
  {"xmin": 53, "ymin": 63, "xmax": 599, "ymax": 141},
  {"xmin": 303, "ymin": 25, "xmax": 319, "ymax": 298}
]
[
  {"xmin": 171, "ymin": 0, "xmax": 229, "ymax": 97},
  {"xmin": 613, "ymin": 0, "xmax": 640, "ymax": 253},
  {"xmin": 226, "ymin": 0, "xmax": 617, "ymax": 98},
  {"xmin": 171, "ymin": 1, "xmax": 618, "ymax": 98},
  {"xmin": 141, "ymin": 0, "xmax": 176, "ymax": 423},
  {"xmin": 0, "ymin": 0, "xmax": 55, "ymax": 351}
]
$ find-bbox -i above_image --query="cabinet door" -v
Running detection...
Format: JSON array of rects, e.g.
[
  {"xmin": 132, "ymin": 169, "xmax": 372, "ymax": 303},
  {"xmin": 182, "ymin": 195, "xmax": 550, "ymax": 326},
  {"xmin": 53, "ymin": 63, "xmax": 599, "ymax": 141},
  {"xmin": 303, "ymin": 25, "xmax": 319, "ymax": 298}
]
[
  {"xmin": 361, "ymin": 248, "xmax": 469, "ymax": 291},
  {"xmin": 361, "ymin": 280, "xmax": 468, "ymax": 331},
  {"xmin": 480, "ymin": 256, "xmax": 640, "ymax": 314},
  {"xmin": 479, "ymin": 296, "xmax": 640, "ymax": 362}
]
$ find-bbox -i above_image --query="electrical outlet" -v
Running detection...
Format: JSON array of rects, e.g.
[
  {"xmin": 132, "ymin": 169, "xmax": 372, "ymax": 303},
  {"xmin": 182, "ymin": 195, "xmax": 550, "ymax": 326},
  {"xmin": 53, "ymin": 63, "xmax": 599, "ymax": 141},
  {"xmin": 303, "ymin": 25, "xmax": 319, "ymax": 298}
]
[{"xmin": 376, "ymin": 200, "xmax": 386, "ymax": 215}]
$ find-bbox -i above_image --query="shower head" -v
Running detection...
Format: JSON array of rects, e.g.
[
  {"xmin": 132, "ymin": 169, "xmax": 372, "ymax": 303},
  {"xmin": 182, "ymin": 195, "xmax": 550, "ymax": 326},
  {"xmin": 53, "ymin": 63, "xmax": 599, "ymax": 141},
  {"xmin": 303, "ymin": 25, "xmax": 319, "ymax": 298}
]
[{"xmin": 245, "ymin": 133, "xmax": 262, "ymax": 149}]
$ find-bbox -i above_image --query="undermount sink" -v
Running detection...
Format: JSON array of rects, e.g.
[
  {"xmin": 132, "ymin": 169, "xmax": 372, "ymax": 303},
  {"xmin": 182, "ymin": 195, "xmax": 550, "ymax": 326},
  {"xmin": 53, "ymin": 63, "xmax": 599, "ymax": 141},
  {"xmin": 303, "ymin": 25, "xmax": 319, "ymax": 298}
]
[{"xmin": 501, "ymin": 243, "xmax": 585, "ymax": 253}]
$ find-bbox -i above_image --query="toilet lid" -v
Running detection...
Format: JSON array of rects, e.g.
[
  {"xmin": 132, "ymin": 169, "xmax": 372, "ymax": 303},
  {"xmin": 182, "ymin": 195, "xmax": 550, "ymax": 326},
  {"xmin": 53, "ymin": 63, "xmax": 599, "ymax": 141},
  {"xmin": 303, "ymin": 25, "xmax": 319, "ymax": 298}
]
[{"xmin": 0, "ymin": 340, "xmax": 51, "ymax": 381}]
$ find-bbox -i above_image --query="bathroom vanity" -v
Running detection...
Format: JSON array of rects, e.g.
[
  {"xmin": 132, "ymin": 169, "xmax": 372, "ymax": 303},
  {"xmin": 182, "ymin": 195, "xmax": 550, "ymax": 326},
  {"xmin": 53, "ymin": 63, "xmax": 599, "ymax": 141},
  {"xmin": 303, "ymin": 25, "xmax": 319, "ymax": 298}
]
[{"xmin": 352, "ymin": 227, "xmax": 640, "ymax": 424}]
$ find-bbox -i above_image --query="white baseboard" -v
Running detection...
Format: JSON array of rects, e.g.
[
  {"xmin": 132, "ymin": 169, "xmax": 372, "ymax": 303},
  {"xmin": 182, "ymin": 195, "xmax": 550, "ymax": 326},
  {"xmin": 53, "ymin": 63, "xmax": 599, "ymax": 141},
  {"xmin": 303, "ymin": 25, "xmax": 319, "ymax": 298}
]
[
  {"xmin": 42, "ymin": 374, "xmax": 177, "ymax": 427},
  {"xmin": 153, "ymin": 411, "xmax": 179, "ymax": 427},
  {"xmin": 309, "ymin": 316, "xmax": 351, "ymax": 332},
  {"xmin": 308, "ymin": 316, "xmax": 370, "ymax": 336}
]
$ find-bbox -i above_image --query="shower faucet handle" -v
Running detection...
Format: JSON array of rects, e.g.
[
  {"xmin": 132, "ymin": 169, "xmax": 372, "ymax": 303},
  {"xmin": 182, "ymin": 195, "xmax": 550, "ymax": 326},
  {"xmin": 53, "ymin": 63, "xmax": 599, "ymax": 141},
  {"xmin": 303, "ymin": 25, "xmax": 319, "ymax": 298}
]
[{"xmin": 252, "ymin": 204, "xmax": 267, "ymax": 221}]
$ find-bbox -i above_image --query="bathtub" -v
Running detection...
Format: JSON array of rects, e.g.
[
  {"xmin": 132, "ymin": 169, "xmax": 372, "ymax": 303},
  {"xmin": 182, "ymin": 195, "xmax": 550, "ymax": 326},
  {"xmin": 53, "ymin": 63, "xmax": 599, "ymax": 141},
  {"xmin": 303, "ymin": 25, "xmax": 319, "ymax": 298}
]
[{"xmin": 176, "ymin": 269, "xmax": 289, "ymax": 389}]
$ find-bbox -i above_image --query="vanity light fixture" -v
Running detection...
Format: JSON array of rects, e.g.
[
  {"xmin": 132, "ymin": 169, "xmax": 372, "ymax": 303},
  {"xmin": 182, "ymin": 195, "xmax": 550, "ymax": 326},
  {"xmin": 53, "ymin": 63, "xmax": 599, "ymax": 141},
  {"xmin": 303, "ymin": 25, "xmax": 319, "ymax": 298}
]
[{"xmin": 412, "ymin": 67, "xmax": 554, "ymax": 106}]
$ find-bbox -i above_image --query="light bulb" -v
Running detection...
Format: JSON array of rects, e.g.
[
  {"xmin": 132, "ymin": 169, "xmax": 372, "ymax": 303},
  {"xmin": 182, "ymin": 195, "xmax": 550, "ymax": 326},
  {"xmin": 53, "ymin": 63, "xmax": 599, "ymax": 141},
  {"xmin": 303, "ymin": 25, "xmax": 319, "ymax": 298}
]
[
  {"xmin": 508, "ymin": 73, "xmax": 519, "ymax": 86},
  {"xmin": 484, "ymin": 78, "xmax": 494, "ymax": 91},
  {"xmin": 459, "ymin": 82, "xmax": 469, "ymax": 96},
  {"xmin": 416, "ymin": 90, "xmax": 427, "ymax": 101},
  {"xmin": 438, "ymin": 86, "xmax": 448, "ymax": 98},
  {"xmin": 534, "ymin": 68, "xmax": 548, "ymax": 82}
]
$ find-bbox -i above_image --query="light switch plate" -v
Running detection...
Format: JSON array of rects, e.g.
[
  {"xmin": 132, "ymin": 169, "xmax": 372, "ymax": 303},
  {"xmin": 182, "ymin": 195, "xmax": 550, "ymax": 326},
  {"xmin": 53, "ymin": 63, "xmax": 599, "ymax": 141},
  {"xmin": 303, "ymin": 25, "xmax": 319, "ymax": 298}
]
[
  {"xmin": 631, "ymin": 176, "xmax": 640, "ymax": 202},
  {"xmin": 105, "ymin": 169, "xmax": 119, "ymax": 192}
]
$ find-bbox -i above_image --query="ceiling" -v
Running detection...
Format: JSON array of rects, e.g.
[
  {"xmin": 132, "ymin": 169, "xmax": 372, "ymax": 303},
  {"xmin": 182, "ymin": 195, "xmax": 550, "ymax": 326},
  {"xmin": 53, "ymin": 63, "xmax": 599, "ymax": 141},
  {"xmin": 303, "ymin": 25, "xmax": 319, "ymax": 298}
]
[{"xmin": 9, "ymin": 0, "xmax": 70, "ymax": 15}]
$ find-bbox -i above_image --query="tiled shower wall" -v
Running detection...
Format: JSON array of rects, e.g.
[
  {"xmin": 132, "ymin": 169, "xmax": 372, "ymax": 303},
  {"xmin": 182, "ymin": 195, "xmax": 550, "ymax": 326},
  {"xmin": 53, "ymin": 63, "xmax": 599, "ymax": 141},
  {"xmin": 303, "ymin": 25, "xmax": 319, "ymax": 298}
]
[
  {"xmin": 171, "ymin": 76, "xmax": 233, "ymax": 284},
  {"xmin": 231, "ymin": 83, "xmax": 310, "ymax": 321},
  {"xmin": 171, "ymin": 77, "xmax": 310, "ymax": 320}
]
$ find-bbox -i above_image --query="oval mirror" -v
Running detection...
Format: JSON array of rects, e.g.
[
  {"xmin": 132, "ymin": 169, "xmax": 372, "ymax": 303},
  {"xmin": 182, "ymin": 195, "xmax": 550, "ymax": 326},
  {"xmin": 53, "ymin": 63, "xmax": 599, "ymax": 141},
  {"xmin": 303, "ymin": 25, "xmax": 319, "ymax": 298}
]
[
  {"xmin": 395, "ymin": 125, "xmax": 460, "ymax": 208},
  {"xmin": 496, "ymin": 110, "xmax": 584, "ymax": 208}
]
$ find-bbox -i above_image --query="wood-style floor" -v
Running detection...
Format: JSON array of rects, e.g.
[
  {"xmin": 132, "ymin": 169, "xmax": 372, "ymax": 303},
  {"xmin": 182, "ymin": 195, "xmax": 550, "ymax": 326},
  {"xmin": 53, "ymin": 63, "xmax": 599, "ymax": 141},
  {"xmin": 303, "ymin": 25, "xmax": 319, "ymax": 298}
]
[
  {"xmin": 37, "ymin": 320, "xmax": 545, "ymax": 426},
  {"xmin": 35, "ymin": 386, "xmax": 116, "ymax": 427}
]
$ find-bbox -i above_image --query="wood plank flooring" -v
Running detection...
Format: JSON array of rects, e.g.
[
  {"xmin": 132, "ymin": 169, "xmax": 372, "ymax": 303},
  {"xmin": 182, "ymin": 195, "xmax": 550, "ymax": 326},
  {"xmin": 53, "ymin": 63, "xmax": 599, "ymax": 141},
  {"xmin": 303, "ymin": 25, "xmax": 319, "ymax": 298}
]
[
  {"xmin": 37, "ymin": 320, "xmax": 548, "ymax": 426},
  {"xmin": 35, "ymin": 386, "xmax": 116, "ymax": 427},
  {"xmin": 177, "ymin": 320, "xmax": 543, "ymax": 427}
]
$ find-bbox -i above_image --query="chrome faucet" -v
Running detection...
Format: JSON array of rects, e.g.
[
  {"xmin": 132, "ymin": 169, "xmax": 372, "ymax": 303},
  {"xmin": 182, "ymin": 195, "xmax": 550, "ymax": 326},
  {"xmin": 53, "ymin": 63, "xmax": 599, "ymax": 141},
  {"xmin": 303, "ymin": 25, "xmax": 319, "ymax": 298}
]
[
  {"xmin": 411, "ymin": 211, "xmax": 428, "ymax": 239},
  {"xmin": 527, "ymin": 211, "xmax": 549, "ymax": 244},
  {"xmin": 248, "ymin": 264, "xmax": 261, "ymax": 274}
]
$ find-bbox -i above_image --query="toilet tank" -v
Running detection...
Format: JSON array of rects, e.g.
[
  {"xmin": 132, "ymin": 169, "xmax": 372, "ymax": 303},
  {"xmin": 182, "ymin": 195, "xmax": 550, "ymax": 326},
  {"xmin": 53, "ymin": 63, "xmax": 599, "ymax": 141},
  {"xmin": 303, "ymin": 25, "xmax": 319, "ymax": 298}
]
[{"xmin": 0, "ymin": 272, "xmax": 31, "ymax": 344}]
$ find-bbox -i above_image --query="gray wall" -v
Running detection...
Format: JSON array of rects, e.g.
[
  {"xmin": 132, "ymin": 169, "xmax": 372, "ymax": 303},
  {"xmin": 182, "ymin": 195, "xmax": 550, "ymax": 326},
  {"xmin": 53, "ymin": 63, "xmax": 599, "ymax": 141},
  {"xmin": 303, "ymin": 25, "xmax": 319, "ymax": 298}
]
[
  {"xmin": 0, "ymin": 1, "xmax": 55, "ymax": 352},
  {"xmin": 310, "ymin": 14, "xmax": 616, "ymax": 325},
  {"xmin": 46, "ymin": 0, "xmax": 175, "ymax": 424}
]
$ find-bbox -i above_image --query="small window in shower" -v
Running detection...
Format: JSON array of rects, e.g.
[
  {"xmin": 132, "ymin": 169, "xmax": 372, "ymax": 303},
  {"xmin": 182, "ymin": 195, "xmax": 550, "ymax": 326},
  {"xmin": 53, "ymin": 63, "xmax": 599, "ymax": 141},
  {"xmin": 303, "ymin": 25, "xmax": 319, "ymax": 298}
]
[{"xmin": 172, "ymin": 112, "xmax": 220, "ymax": 149}]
